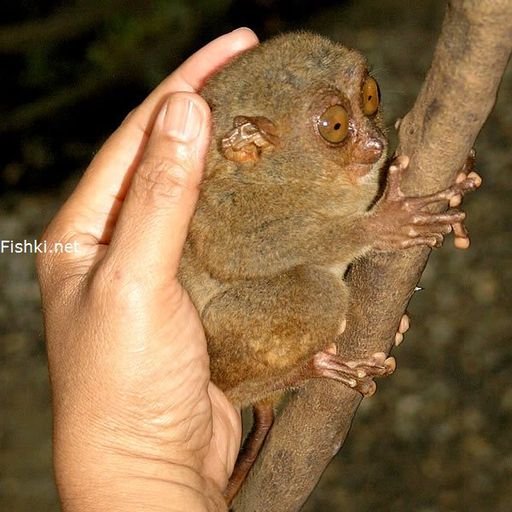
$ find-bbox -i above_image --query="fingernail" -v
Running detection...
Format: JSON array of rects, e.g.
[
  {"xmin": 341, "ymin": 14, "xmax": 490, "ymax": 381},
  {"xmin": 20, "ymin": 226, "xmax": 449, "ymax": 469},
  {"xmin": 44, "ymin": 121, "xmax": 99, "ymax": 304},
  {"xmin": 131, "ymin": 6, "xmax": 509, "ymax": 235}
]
[
  {"xmin": 231, "ymin": 27, "xmax": 256, "ymax": 35},
  {"xmin": 162, "ymin": 96, "xmax": 202, "ymax": 143}
]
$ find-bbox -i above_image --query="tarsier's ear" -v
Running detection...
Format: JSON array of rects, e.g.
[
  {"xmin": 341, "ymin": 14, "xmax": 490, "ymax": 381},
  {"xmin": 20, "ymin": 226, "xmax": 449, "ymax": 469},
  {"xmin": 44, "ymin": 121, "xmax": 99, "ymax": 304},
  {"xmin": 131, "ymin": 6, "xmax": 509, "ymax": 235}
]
[{"xmin": 221, "ymin": 115, "xmax": 279, "ymax": 163}]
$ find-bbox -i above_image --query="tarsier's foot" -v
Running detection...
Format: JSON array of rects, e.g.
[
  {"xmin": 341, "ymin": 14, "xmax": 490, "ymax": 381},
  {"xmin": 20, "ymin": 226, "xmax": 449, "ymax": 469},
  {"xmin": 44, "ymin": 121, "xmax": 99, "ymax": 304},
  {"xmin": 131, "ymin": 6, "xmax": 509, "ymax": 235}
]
[
  {"xmin": 395, "ymin": 313, "xmax": 410, "ymax": 347},
  {"xmin": 305, "ymin": 350, "xmax": 396, "ymax": 397},
  {"xmin": 370, "ymin": 153, "xmax": 482, "ymax": 251}
]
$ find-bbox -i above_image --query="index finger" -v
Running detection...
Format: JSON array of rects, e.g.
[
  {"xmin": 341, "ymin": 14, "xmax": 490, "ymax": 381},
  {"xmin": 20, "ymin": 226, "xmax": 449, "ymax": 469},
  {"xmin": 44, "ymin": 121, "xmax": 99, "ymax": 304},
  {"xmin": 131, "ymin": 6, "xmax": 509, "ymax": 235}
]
[
  {"xmin": 57, "ymin": 28, "xmax": 259, "ymax": 242},
  {"xmin": 133, "ymin": 27, "xmax": 259, "ymax": 127}
]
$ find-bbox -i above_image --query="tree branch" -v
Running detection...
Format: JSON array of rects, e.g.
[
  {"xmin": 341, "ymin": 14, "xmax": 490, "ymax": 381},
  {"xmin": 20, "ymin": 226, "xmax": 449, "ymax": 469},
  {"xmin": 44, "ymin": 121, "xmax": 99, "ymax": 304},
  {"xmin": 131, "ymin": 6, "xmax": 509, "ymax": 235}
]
[{"xmin": 233, "ymin": 1, "xmax": 512, "ymax": 510}]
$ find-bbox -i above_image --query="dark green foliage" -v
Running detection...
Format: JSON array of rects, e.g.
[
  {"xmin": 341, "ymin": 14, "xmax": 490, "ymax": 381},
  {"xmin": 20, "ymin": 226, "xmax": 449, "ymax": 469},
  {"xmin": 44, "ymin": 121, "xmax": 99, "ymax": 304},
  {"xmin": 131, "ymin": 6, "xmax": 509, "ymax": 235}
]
[{"xmin": 1, "ymin": 0, "xmax": 343, "ymax": 192}]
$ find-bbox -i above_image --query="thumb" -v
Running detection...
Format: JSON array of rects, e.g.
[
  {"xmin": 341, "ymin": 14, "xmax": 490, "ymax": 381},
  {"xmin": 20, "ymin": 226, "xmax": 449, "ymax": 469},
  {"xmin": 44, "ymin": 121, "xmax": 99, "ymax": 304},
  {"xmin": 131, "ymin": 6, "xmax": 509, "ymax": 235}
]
[{"xmin": 106, "ymin": 92, "xmax": 210, "ymax": 280}]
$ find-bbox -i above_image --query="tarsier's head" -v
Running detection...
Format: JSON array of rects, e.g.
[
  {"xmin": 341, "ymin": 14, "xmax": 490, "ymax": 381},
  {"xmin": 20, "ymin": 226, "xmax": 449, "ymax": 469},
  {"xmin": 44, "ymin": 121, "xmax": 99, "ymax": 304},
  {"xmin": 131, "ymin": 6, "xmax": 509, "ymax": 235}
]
[{"xmin": 201, "ymin": 32, "xmax": 387, "ymax": 189}]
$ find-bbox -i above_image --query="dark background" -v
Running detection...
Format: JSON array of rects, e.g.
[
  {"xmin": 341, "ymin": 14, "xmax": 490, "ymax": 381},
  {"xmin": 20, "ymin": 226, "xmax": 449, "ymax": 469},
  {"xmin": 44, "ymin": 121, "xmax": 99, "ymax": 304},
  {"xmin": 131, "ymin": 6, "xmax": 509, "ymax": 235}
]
[{"xmin": 1, "ymin": 1, "xmax": 511, "ymax": 510}]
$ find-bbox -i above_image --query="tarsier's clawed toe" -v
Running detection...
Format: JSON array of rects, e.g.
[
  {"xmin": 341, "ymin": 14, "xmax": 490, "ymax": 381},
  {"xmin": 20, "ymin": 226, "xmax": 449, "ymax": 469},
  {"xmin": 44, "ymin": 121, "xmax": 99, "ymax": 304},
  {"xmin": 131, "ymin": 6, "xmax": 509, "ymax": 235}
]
[{"xmin": 310, "ymin": 350, "xmax": 396, "ymax": 397}]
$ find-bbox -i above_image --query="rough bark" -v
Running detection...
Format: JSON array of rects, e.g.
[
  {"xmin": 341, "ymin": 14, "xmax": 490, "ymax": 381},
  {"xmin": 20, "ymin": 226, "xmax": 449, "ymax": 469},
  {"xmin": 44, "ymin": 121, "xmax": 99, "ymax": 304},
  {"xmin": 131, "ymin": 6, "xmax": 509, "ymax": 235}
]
[{"xmin": 233, "ymin": 1, "xmax": 512, "ymax": 510}]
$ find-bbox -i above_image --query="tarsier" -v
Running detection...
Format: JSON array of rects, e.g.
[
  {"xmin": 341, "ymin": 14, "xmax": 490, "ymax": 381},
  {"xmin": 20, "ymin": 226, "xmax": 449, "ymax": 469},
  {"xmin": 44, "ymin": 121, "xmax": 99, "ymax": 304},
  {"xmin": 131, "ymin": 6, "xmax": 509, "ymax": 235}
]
[{"xmin": 177, "ymin": 32, "xmax": 481, "ymax": 505}]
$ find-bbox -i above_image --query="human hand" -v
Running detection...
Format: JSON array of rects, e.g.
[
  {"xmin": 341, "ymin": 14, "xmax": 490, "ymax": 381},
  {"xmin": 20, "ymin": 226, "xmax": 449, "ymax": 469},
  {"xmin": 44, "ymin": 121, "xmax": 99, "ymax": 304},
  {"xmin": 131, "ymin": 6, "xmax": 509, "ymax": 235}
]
[{"xmin": 36, "ymin": 28, "xmax": 258, "ymax": 512}]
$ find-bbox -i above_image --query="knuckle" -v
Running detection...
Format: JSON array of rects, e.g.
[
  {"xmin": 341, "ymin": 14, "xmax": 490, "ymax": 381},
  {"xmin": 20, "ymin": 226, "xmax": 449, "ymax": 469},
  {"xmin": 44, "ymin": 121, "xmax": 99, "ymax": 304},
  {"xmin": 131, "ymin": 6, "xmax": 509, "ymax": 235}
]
[
  {"xmin": 90, "ymin": 254, "xmax": 184, "ymax": 314},
  {"xmin": 36, "ymin": 228, "xmax": 91, "ymax": 293},
  {"xmin": 35, "ymin": 246, "xmax": 51, "ymax": 281},
  {"xmin": 35, "ymin": 224, "xmax": 60, "ymax": 278},
  {"xmin": 35, "ymin": 229, "xmax": 50, "ymax": 267},
  {"xmin": 87, "ymin": 264, "xmax": 110, "ymax": 298},
  {"xmin": 89, "ymin": 260, "xmax": 145, "ymax": 310},
  {"xmin": 133, "ymin": 157, "xmax": 195, "ymax": 205}
]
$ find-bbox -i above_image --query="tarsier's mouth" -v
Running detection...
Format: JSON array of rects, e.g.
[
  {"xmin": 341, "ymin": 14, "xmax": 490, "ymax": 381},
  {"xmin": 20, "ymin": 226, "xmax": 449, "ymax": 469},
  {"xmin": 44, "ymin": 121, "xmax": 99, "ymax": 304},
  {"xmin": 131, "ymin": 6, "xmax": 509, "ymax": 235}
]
[{"xmin": 348, "ymin": 149, "xmax": 387, "ymax": 181}]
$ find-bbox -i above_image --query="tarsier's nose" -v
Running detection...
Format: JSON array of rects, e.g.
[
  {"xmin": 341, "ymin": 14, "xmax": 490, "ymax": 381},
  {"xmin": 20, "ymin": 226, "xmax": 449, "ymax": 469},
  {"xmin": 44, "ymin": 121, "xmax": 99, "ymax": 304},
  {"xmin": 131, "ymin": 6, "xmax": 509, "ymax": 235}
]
[{"xmin": 363, "ymin": 137, "xmax": 384, "ymax": 163}]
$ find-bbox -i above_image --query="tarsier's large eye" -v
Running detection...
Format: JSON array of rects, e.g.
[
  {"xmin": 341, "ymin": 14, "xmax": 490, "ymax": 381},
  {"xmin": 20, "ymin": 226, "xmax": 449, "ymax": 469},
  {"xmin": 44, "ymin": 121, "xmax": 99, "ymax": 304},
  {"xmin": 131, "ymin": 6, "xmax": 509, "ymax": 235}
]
[
  {"xmin": 362, "ymin": 76, "xmax": 380, "ymax": 116},
  {"xmin": 317, "ymin": 105, "xmax": 349, "ymax": 144}
]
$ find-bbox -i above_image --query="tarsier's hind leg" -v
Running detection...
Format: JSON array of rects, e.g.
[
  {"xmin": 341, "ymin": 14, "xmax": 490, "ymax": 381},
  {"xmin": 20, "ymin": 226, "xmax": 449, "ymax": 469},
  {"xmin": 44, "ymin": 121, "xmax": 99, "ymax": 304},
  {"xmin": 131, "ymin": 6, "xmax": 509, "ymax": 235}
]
[
  {"xmin": 203, "ymin": 265, "xmax": 350, "ymax": 402},
  {"xmin": 223, "ymin": 331, "xmax": 403, "ymax": 508},
  {"xmin": 205, "ymin": 268, "xmax": 408, "ymax": 506}
]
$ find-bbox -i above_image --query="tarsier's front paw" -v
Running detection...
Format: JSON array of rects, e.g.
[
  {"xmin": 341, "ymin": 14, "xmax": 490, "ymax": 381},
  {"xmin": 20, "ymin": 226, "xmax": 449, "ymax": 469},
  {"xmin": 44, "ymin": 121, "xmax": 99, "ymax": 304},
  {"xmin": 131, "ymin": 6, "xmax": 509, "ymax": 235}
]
[{"xmin": 370, "ymin": 152, "xmax": 482, "ymax": 251}]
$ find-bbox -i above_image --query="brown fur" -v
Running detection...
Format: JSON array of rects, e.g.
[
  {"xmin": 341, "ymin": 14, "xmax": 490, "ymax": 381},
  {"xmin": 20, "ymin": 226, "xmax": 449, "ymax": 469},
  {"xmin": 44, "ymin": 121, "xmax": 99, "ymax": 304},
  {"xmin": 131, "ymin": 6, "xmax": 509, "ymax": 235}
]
[{"xmin": 177, "ymin": 32, "xmax": 388, "ymax": 406}]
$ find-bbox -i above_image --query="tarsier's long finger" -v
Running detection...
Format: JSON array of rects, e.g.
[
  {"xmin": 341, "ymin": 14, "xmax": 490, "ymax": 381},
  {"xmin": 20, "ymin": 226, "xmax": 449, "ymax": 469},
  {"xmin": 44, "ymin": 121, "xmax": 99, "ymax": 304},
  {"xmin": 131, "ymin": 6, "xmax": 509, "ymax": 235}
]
[
  {"xmin": 415, "ymin": 172, "xmax": 481, "ymax": 210},
  {"xmin": 464, "ymin": 148, "xmax": 477, "ymax": 171},
  {"xmin": 343, "ymin": 352, "xmax": 396, "ymax": 373},
  {"xmin": 318, "ymin": 368, "xmax": 363, "ymax": 391},
  {"xmin": 466, "ymin": 171, "xmax": 482, "ymax": 188},
  {"xmin": 452, "ymin": 221, "xmax": 470, "ymax": 249},
  {"xmin": 449, "ymin": 171, "xmax": 481, "ymax": 247},
  {"xmin": 314, "ymin": 360, "xmax": 378, "ymax": 396},
  {"xmin": 400, "ymin": 234, "xmax": 444, "ymax": 249},
  {"xmin": 449, "ymin": 172, "xmax": 467, "ymax": 207},
  {"xmin": 413, "ymin": 186, "xmax": 461, "ymax": 208},
  {"xmin": 387, "ymin": 155, "xmax": 410, "ymax": 198},
  {"xmin": 455, "ymin": 175, "xmax": 481, "ymax": 195},
  {"xmin": 312, "ymin": 351, "xmax": 396, "ymax": 397},
  {"xmin": 408, "ymin": 223, "xmax": 453, "ymax": 237},
  {"xmin": 395, "ymin": 313, "xmax": 410, "ymax": 346},
  {"xmin": 411, "ymin": 210, "xmax": 466, "ymax": 226},
  {"xmin": 449, "ymin": 194, "xmax": 462, "ymax": 208},
  {"xmin": 399, "ymin": 313, "xmax": 410, "ymax": 334}
]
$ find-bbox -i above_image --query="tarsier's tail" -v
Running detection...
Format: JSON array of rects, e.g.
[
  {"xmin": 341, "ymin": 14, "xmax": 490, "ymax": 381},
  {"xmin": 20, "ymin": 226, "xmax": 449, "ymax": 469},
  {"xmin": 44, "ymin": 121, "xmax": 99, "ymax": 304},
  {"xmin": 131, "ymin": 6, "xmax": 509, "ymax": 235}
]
[{"xmin": 224, "ymin": 400, "xmax": 275, "ymax": 507}]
